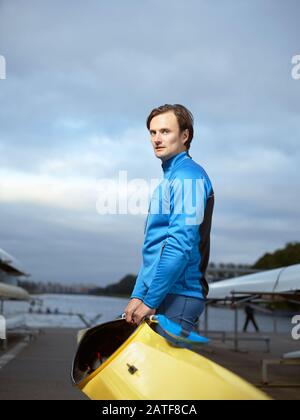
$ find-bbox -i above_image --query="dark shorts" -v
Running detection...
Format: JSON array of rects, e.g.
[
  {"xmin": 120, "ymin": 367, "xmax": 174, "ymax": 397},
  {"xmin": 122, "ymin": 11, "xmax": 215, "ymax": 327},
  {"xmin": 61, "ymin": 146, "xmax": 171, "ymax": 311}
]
[{"xmin": 154, "ymin": 293, "xmax": 205, "ymax": 349}]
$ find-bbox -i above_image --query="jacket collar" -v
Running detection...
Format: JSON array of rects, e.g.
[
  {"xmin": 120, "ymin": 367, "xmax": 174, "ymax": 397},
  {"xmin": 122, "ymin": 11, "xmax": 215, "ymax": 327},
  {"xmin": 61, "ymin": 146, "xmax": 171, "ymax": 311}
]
[{"xmin": 161, "ymin": 151, "xmax": 190, "ymax": 177}]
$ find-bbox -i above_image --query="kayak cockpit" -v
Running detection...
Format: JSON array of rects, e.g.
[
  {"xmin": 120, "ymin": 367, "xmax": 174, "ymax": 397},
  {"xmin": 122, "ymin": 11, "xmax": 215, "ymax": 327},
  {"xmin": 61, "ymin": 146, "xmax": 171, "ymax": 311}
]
[{"xmin": 71, "ymin": 319, "xmax": 138, "ymax": 385}]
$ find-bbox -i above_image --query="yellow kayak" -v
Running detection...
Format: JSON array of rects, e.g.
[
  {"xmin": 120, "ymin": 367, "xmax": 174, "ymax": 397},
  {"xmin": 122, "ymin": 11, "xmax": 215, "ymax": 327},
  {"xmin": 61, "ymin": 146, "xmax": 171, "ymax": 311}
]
[{"xmin": 71, "ymin": 317, "xmax": 270, "ymax": 400}]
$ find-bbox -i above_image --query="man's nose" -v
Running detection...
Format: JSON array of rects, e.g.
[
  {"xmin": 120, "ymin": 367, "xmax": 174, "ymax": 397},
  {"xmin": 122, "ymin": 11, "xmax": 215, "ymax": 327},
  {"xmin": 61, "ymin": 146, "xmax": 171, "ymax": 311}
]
[
  {"xmin": 154, "ymin": 135, "xmax": 163, "ymax": 143},
  {"xmin": 152, "ymin": 131, "xmax": 161, "ymax": 140}
]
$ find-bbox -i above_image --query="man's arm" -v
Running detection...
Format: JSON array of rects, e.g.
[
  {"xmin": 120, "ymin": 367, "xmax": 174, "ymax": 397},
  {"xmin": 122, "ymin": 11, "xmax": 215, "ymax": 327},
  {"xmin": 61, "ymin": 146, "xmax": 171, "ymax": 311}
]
[
  {"xmin": 130, "ymin": 262, "xmax": 148, "ymax": 301},
  {"xmin": 142, "ymin": 176, "xmax": 207, "ymax": 309}
]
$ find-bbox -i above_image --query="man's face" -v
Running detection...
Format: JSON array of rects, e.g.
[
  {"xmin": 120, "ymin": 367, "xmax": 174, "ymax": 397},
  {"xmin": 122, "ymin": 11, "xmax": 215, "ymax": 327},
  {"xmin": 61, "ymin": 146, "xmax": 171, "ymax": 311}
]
[{"xmin": 149, "ymin": 111, "xmax": 189, "ymax": 162}]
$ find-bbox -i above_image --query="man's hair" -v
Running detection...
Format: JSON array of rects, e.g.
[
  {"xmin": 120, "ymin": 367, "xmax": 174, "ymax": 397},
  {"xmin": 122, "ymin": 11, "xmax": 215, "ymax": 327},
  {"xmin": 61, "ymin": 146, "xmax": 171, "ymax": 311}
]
[{"xmin": 146, "ymin": 104, "xmax": 194, "ymax": 155}]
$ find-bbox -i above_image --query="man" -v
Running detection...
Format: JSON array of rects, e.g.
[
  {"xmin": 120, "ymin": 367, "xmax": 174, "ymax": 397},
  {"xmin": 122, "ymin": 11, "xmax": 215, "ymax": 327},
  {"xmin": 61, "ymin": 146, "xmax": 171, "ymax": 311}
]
[
  {"xmin": 124, "ymin": 104, "xmax": 214, "ymax": 346},
  {"xmin": 243, "ymin": 305, "xmax": 260, "ymax": 333}
]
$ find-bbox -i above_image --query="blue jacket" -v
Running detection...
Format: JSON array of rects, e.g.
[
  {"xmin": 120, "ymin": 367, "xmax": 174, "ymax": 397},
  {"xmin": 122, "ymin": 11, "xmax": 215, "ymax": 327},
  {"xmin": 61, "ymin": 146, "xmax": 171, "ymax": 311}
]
[{"xmin": 131, "ymin": 151, "xmax": 214, "ymax": 309}]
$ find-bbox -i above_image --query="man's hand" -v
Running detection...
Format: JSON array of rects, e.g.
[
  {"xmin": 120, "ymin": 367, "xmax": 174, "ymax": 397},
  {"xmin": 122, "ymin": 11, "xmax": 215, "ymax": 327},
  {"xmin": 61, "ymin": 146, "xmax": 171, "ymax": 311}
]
[
  {"xmin": 130, "ymin": 302, "xmax": 156, "ymax": 326},
  {"xmin": 124, "ymin": 298, "xmax": 143, "ymax": 324}
]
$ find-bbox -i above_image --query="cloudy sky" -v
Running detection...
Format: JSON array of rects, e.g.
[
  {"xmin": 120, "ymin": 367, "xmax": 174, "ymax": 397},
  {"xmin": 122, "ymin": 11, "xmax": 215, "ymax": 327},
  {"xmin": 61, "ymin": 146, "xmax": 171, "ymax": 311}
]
[{"xmin": 0, "ymin": 0, "xmax": 299, "ymax": 286}]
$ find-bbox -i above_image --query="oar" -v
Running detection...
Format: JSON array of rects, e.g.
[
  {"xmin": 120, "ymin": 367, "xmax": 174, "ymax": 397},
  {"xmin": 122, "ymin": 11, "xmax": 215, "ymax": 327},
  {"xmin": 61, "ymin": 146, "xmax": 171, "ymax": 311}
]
[{"xmin": 120, "ymin": 313, "xmax": 209, "ymax": 345}]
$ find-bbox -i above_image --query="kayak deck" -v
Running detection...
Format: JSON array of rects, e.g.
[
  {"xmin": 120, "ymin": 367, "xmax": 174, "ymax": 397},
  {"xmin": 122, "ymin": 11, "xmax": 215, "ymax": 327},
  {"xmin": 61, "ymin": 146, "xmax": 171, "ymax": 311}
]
[{"xmin": 71, "ymin": 318, "xmax": 270, "ymax": 400}]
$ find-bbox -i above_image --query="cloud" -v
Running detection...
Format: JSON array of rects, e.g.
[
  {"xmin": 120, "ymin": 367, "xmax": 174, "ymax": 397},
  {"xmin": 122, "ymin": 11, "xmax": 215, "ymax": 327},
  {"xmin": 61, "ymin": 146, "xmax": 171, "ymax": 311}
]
[{"xmin": 0, "ymin": 0, "xmax": 299, "ymax": 283}]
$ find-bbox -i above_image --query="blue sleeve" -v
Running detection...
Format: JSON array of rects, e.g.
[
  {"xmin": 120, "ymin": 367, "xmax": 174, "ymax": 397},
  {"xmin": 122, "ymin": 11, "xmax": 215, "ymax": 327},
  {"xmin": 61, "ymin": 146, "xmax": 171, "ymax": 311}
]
[
  {"xmin": 143, "ymin": 177, "xmax": 207, "ymax": 309},
  {"xmin": 130, "ymin": 262, "xmax": 148, "ymax": 300}
]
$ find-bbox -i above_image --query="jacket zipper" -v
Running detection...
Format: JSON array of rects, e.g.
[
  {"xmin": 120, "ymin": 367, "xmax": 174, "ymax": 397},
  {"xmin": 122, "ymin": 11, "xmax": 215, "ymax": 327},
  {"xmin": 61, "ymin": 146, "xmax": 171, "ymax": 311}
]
[
  {"xmin": 144, "ymin": 214, "xmax": 149, "ymax": 234},
  {"xmin": 144, "ymin": 202, "xmax": 151, "ymax": 234},
  {"xmin": 160, "ymin": 239, "xmax": 168, "ymax": 257}
]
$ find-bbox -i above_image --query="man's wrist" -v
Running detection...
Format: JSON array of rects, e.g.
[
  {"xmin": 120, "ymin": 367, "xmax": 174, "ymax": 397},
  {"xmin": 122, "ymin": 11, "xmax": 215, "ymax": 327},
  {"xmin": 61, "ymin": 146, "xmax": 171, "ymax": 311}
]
[
  {"xmin": 130, "ymin": 295, "xmax": 143, "ymax": 301},
  {"xmin": 142, "ymin": 300, "xmax": 157, "ymax": 310}
]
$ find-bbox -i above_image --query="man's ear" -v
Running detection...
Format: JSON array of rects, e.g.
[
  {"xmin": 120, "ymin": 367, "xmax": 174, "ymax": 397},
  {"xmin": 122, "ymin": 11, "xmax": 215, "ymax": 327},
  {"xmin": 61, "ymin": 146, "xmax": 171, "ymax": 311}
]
[{"xmin": 182, "ymin": 129, "xmax": 189, "ymax": 145}]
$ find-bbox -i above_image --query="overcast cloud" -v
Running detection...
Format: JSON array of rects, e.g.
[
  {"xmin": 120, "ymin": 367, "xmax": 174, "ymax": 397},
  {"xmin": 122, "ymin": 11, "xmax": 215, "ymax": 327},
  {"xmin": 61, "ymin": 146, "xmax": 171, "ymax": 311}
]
[{"xmin": 0, "ymin": 0, "xmax": 299, "ymax": 285}]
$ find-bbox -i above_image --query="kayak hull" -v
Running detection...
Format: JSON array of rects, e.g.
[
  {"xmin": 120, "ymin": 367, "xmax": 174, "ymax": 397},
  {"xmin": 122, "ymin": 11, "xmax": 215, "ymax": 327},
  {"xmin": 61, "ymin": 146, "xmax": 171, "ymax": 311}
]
[{"xmin": 72, "ymin": 319, "xmax": 270, "ymax": 400}]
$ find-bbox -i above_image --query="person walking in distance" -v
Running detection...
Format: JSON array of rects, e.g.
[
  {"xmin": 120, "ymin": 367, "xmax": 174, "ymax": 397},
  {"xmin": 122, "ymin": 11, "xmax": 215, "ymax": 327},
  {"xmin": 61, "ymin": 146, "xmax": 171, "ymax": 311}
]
[{"xmin": 243, "ymin": 305, "xmax": 260, "ymax": 333}]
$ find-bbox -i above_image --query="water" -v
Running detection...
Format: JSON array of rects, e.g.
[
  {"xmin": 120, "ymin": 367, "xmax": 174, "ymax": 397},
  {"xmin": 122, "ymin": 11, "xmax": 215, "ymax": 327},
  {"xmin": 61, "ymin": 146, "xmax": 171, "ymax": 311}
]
[
  {"xmin": 2, "ymin": 294, "xmax": 128, "ymax": 329},
  {"xmin": 198, "ymin": 305, "xmax": 293, "ymax": 334},
  {"xmin": 1, "ymin": 294, "xmax": 295, "ymax": 333}
]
